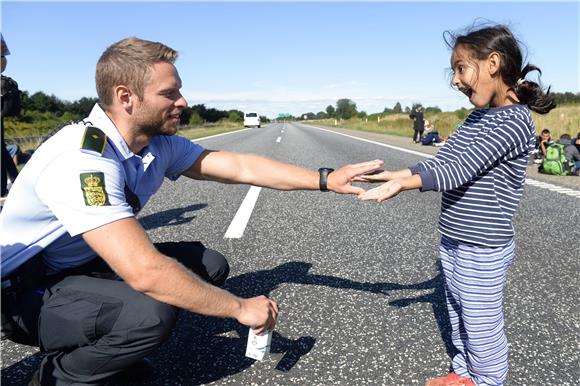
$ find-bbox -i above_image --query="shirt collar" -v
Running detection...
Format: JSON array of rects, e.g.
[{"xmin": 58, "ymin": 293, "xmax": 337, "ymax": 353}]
[{"xmin": 86, "ymin": 103, "xmax": 135, "ymax": 161}]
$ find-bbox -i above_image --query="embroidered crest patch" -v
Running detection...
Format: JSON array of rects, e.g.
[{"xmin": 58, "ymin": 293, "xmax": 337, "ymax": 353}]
[{"xmin": 80, "ymin": 172, "xmax": 110, "ymax": 206}]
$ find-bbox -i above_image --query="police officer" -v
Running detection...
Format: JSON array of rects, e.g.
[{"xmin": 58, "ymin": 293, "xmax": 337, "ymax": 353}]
[{"xmin": 0, "ymin": 37, "xmax": 382, "ymax": 385}]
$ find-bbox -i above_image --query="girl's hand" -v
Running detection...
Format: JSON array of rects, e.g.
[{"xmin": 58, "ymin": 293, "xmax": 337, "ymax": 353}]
[
  {"xmin": 351, "ymin": 169, "xmax": 393, "ymax": 183},
  {"xmin": 358, "ymin": 180, "xmax": 403, "ymax": 202}
]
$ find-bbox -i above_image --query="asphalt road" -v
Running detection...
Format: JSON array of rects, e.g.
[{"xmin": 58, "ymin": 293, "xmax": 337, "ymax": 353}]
[{"xmin": 2, "ymin": 122, "xmax": 579, "ymax": 386}]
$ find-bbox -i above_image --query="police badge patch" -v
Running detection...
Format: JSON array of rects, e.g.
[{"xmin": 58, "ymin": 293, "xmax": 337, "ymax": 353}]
[{"xmin": 80, "ymin": 172, "xmax": 110, "ymax": 206}]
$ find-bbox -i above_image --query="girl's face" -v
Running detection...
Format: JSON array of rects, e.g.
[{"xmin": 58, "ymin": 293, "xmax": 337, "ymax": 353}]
[{"xmin": 451, "ymin": 44, "xmax": 509, "ymax": 108}]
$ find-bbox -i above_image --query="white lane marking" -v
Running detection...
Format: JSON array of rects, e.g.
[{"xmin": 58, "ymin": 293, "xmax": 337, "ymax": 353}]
[
  {"xmin": 224, "ymin": 186, "xmax": 262, "ymax": 239},
  {"xmin": 525, "ymin": 178, "xmax": 580, "ymax": 198},
  {"xmin": 276, "ymin": 137, "xmax": 282, "ymax": 143},
  {"xmin": 192, "ymin": 128, "xmax": 252, "ymax": 142},
  {"xmin": 302, "ymin": 123, "xmax": 434, "ymax": 158},
  {"xmin": 301, "ymin": 123, "xmax": 580, "ymax": 199},
  {"xmin": 281, "ymin": 130, "xmax": 284, "ymax": 133}
]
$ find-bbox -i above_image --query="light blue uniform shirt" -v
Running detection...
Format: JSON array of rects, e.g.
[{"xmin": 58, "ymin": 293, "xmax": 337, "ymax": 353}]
[{"xmin": 0, "ymin": 104, "xmax": 205, "ymax": 277}]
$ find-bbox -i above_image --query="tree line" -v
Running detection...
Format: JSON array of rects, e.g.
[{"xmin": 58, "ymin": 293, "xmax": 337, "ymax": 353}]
[
  {"xmin": 6, "ymin": 89, "xmax": 578, "ymax": 135},
  {"xmin": 295, "ymin": 91, "xmax": 580, "ymax": 121},
  {"xmin": 297, "ymin": 99, "xmax": 443, "ymax": 121},
  {"xmin": 5, "ymin": 90, "xmax": 270, "ymax": 135}
]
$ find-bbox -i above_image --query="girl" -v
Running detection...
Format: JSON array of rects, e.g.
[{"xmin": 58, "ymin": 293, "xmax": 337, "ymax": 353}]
[{"xmin": 358, "ymin": 24, "xmax": 555, "ymax": 386}]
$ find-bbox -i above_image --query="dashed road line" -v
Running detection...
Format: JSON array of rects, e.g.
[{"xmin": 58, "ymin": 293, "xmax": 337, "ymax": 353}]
[{"xmin": 224, "ymin": 186, "xmax": 262, "ymax": 239}]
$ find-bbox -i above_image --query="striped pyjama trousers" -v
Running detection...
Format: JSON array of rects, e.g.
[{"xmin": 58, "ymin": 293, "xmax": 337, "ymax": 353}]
[{"xmin": 439, "ymin": 235, "xmax": 515, "ymax": 386}]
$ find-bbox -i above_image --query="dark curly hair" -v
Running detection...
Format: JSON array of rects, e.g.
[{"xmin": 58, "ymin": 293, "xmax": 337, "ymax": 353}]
[{"xmin": 444, "ymin": 23, "xmax": 556, "ymax": 114}]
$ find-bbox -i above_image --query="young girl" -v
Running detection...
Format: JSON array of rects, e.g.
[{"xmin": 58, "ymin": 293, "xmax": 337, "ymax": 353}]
[{"xmin": 358, "ymin": 24, "xmax": 555, "ymax": 386}]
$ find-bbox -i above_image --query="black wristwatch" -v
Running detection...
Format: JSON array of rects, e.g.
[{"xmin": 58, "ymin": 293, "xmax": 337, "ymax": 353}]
[{"xmin": 318, "ymin": 168, "xmax": 335, "ymax": 192}]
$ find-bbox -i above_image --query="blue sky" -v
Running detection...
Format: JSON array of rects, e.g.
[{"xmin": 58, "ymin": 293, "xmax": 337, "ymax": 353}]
[{"xmin": 2, "ymin": 1, "xmax": 579, "ymax": 118}]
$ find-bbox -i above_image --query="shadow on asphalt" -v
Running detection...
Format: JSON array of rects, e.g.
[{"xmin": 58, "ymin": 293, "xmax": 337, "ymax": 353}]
[
  {"xmin": 388, "ymin": 261, "xmax": 458, "ymax": 360},
  {"xmin": 1, "ymin": 261, "xmax": 454, "ymax": 385},
  {"xmin": 139, "ymin": 203, "xmax": 207, "ymax": 230}
]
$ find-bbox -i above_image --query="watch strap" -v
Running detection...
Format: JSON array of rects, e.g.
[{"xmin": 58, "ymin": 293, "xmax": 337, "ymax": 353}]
[{"xmin": 318, "ymin": 168, "xmax": 334, "ymax": 192}]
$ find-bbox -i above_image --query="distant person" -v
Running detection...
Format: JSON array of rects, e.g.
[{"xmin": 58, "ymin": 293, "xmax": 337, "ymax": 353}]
[
  {"xmin": 557, "ymin": 133, "xmax": 580, "ymax": 174},
  {"xmin": 409, "ymin": 105, "xmax": 424, "ymax": 143},
  {"xmin": 421, "ymin": 121, "xmax": 442, "ymax": 146},
  {"xmin": 0, "ymin": 37, "xmax": 382, "ymax": 385},
  {"xmin": 533, "ymin": 128, "xmax": 553, "ymax": 164},
  {"xmin": 1, "ymin": 33, "xmax": 21, "ymax": 197},
  {"xmin": 358, "ymin": 24, "xmax": 555, "ymax": 386}
]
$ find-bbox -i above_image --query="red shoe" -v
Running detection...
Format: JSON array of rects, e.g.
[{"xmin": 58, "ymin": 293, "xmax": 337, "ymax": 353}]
[{"xmin": 425, "ymin": 372, "xmax": 475, "ymax": 386}]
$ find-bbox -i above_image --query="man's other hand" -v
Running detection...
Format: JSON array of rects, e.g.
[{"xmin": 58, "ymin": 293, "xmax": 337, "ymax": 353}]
[{"xmin": 237, "ymin": 295, "xmax": 279, "ymax": 334}]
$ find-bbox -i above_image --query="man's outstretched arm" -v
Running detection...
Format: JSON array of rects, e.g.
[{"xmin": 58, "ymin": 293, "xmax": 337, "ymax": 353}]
[{"xmin": 182, "ymin": 150, "xmax": 383, "ymax": 195}]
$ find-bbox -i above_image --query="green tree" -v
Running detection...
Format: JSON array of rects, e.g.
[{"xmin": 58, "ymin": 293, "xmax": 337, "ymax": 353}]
[
  {"xmin": 28, "ymin": 91, "xmax": 65, "ymax": 115},
  {"xmin": 393, "ymin": 102, "xmax": 402, "ymax": 113},
  {"xmin": 69, "ymin": 97, "xmax": 99, "ymax": 117},
  {"xmin": 188, "ymin": 111, "xmax": 203, "ymax": 126},
  {"xmin": 425, "ymin": 106, "xmax": 442, "ymax": 113},
  {"xmin": 335, "ymin": 98, "xmax": 357, "ymax": 119},
  {"xmin": 227, "ymin": 110, "xmax": 243, "ymax": 122},
  {"xmin": 325, "ymin": 105, "xmax": 335, "ymax": 118}
]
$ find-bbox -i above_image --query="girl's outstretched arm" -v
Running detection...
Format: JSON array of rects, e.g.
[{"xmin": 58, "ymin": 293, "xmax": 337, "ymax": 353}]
[
  {"xmin": 352, "ymin": 167, "xmax": 412, "ymax": 183},
  {"xmin": 358, "ymin": 174, "xmax": 422, "ymax": 202}
]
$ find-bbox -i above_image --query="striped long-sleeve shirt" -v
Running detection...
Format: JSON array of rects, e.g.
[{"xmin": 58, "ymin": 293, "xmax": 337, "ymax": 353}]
[{"xmin": 409, "ymin": 104, "xmax": 536, "ymax": 247}]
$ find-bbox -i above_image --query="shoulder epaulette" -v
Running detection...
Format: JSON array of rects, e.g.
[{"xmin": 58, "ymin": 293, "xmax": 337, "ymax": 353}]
[{"xmin": 80, "ymin": 126, "xmax": 107, "ymax": 155}]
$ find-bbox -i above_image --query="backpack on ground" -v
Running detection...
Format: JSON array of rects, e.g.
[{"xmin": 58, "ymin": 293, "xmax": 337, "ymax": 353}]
[{"xmin": 540, "ymin": 143, "xmax": 575, "ymax": 176}]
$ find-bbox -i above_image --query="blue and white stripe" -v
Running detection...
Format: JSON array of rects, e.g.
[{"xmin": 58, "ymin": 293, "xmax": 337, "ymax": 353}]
[
  {"xmin": 410, "ymin": 104, "xmax": 535, "ymax": 247},
  {"xmin": 440, "ymin": 235, "xmax": 515, "ymax": 386}
]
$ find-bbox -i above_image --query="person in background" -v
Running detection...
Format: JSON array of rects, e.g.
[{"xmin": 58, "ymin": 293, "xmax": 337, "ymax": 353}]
[
  {"xmin": 556, "ymin": 133, "xmax": 580, "ymax": 175},
  {"xmin": 1, "ymin": 33, "xmax": 21, "ymax": 198},
  {"xmin": 409, "ymin": 105, "xmax": 425, "ymax": 143},
  {"xmin": 533, "ymin": 128, "xmax": 553, "ymax": 164},
  {"xmin": 421, "ymin": 120, "xmax": 443, "ymax": 146}
]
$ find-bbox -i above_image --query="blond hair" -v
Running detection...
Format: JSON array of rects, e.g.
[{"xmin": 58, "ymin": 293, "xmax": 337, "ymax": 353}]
[{"xmin": 96, "ymin": 37, "xmax": 178, "ymax": 108}]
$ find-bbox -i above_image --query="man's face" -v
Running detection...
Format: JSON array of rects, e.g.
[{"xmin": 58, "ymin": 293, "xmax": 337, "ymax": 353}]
[
  {"xmin": 133, "ymin": 61, "xmax": 187, "ymax": 137},
  {"xmin": 541, "ymin": 132, "xmax": 551, "ymax": 142}
]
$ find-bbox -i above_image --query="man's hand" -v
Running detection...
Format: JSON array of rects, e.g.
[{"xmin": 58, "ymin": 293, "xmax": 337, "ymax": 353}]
[
  {"xmin": 358, "ymin": 180, "xmax": 404, "ymax": 202},
  {"xmin": 236, "ymin": 296, "xmax": 279, "ymax": 334},
  {"xmin": 351, "ymin": 169, "xmax": 392, "ymax": 183},
  {"xmin": 327, "ymin": 160, "xmax": 384, "ymax": 194}
]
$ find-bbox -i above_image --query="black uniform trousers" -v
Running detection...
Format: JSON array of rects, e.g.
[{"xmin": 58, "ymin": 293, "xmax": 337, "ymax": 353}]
[{"xmin": 2, "ymin": 241, "xmax": 229, "ymax": 385}]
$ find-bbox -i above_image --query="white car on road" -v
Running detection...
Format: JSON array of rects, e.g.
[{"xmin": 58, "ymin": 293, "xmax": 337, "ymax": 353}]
[{"xmin": 244, "ymin": 112, "xmax": 261, "ymax": 128}]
